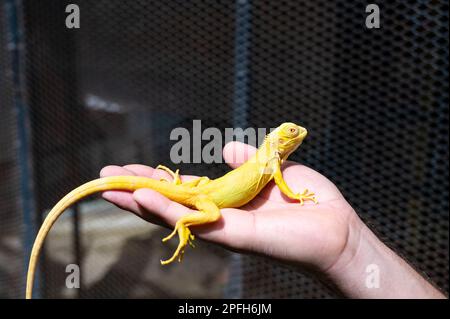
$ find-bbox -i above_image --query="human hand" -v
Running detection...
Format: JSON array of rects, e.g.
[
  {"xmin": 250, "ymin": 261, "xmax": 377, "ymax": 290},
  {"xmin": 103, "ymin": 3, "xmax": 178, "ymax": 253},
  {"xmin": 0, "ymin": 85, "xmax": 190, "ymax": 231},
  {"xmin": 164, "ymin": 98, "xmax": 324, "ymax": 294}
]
[
  {"xmin": 100, "ymin": 141, "xmax": 445, "ymax": 298},
  {"xmin": 99, "ymin": 141, "xmax": 359, "ymax": 273}
]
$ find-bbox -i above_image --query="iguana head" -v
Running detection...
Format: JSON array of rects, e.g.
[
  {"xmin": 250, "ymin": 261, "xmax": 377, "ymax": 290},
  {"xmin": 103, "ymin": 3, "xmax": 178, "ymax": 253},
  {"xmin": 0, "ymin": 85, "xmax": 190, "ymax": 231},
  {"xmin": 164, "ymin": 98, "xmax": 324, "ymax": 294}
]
[{"xmin": 271, "ymin": 122, "xmax": 307, "ymax": 160}]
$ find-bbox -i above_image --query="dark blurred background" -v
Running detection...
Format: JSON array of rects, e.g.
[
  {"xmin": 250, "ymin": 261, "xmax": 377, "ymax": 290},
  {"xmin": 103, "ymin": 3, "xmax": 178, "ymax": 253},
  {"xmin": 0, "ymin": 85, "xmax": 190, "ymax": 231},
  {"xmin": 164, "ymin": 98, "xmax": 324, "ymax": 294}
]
[{"xmin": 0, "ymin": 0, "xmax": 448, "ymax": 298}]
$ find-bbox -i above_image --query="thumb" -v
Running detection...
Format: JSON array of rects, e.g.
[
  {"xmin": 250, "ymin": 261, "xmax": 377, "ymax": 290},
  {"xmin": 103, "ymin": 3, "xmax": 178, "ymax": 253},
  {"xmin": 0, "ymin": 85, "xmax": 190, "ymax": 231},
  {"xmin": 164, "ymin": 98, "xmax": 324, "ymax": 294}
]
[{"xmin": 222, "ymin": 141, "xmax": 257, "ymax": 169}]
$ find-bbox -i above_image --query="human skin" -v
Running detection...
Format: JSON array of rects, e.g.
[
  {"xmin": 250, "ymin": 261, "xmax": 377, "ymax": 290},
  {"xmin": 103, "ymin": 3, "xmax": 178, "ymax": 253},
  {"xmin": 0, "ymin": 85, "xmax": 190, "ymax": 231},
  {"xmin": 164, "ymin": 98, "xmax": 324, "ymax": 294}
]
[{"xmin": 99, "ymin": 141, "xmax": 446, "ymax": 299}]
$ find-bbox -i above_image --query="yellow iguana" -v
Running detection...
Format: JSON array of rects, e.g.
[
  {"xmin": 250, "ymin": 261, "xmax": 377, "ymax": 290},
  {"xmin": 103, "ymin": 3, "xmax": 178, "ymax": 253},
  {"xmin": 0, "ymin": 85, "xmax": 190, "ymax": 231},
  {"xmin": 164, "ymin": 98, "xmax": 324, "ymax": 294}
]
[{"xmin": 26, "ymin": 122, "xmax": 317, "ymax": 299}]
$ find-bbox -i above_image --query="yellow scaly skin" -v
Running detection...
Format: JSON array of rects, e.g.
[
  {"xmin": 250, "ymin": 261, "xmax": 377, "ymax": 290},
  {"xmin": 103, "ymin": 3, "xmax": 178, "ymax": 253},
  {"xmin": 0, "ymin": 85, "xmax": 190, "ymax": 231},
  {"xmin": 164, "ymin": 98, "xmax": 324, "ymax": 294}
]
[{"xmin": 25, "ymin": 122, "xmax": 317, "ymax": 299}]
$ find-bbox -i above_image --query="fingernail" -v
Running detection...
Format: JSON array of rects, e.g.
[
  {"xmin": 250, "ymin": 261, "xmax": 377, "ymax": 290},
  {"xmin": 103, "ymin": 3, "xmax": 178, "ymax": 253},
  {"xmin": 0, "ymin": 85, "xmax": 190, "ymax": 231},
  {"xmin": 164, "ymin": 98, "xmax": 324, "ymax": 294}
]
[{"xmin": 102, "ymin": 191, "xmax": 115, "ymax": 201}]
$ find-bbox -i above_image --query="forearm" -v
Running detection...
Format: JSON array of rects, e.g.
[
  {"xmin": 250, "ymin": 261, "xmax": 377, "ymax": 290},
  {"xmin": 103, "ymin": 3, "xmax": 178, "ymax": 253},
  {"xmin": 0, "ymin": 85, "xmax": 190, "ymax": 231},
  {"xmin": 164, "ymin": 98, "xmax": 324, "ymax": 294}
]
[{"xmin": 325, "ymin": 213, "xmax": 446, "ymax": 299}]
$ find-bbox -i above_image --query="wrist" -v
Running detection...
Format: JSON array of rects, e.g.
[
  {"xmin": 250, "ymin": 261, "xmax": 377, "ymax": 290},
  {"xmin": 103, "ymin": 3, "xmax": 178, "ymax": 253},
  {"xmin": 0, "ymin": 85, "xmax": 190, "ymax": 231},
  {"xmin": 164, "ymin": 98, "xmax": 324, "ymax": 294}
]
[
  {"xmin": 324, "ymin": 212, "xmax": 445, "ymax": 298},
  {"xmin": 322, "ymin": 211, "xmax": 365, "ymax": 284}
]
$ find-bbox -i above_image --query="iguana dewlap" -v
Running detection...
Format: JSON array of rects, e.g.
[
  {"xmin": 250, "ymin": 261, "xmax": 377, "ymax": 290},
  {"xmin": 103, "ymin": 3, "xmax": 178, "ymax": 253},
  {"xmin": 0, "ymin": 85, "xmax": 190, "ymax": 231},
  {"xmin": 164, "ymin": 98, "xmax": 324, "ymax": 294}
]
[{"xmin": 25, "ymin": 122, "xmax": 317, "ymax": 299}]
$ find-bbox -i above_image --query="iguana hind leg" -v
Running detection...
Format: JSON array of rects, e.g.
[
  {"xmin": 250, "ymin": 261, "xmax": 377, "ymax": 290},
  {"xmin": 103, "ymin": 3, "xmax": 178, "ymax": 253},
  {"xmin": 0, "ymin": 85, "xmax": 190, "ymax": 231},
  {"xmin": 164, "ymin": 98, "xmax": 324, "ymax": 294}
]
[
  {"xmin": 180, "ymin": 176, "xmax": 210, "ymax": 187},
  {"xmin": 160, "ymin": 197, "xmax": 221, "ymax": 265},
  {"xmin": 156, "ymin": 165, "xmax": 211, "ymax": 188},
  {"xmin": 156, "ymin": 165, "xmax": 182, "ymax": 185}
]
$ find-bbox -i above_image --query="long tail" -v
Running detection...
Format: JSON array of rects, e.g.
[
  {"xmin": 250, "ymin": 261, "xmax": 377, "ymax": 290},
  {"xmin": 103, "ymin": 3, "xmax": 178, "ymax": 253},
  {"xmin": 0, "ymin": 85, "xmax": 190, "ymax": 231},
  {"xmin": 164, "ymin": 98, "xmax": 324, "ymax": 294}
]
[{"xmin": 25, "ymin": 175, "xmax": 190, "ymax": 299}]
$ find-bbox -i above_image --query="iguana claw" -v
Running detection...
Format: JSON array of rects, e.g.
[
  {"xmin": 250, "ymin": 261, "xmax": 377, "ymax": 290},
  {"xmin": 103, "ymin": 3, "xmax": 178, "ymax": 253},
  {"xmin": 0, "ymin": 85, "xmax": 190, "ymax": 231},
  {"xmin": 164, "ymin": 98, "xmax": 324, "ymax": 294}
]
[
  {"xmin": 297, "ymin": 189, "xmax": 318, "ymax": 205},
  {"xmin": 161, "ymin": 226, "xmax": 194, "ymax": 265}
]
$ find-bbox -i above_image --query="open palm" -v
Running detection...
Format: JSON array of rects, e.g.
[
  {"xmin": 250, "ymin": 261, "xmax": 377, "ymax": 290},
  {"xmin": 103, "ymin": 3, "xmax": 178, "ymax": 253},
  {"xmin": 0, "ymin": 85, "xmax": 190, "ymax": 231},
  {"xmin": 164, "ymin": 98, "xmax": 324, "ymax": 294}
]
[{"xmin": 100, "ymin": 142, "xmax": 357, "ymax": 271}]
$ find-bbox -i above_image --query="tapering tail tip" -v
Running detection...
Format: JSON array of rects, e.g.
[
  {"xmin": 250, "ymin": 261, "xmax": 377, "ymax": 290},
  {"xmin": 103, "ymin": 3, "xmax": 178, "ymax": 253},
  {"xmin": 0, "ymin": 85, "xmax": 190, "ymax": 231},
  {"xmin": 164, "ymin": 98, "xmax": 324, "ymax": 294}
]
[{"xmin": 26, "ymin": 267, "xmax": 34, "ymax": 299}]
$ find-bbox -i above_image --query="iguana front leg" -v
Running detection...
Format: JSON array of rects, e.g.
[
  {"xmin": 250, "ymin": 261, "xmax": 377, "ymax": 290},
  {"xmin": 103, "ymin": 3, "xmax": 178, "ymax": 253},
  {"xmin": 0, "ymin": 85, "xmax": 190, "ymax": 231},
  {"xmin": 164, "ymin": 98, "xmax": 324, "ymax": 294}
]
[
  {"xmin": 273, "ymin": 163, "xmax": 317, "ymax": 205},
  {"xmin": 161, "ymin": 197, "xmax": 221, "ymax": 265}
]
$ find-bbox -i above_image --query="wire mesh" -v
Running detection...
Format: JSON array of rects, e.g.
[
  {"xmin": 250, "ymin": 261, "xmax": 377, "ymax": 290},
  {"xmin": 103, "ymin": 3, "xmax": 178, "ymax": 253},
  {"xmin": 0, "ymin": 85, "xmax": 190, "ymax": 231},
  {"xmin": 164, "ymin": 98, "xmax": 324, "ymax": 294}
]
[
  {"xmin": 0, "ymin": 1, "xmax": 27, "ymax": 299},
  {"xmin": 241, "ymin": 0, "xmax": 449, "ymax": 297},
  {"xmin": 0, "ymin": 0, "xmax": 447, "ymax": 298}
]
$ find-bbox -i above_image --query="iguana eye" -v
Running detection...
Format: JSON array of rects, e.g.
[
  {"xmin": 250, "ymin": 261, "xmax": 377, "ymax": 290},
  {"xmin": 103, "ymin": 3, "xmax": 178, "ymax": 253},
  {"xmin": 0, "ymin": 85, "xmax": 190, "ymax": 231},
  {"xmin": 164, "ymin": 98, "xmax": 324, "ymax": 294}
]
[{"xmin": 288, "ymin": 127, "xmax": 298, "ymax": 136}]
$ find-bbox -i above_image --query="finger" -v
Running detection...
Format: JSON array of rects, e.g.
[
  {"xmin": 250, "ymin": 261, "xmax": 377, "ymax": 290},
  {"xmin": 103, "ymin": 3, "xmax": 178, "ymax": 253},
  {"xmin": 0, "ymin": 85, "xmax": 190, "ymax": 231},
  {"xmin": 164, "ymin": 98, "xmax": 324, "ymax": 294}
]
[
  {"xmin": 124, "ymin": 164, "xmax": 171, "ymax": 180},
  {"xmin": 100, "ymin": 165, "xmax": 136, "ymax": 178},
  {"xmin": 223, "ymin": 141, "xmax": 257, "ymax": 168},
  {"xmin": 102, "ymin": 190, "xmax": 146, "ymax": 218},
  {"xmin": 100, "ymin": 166, "xmax": 140, "ymax": 212},
  {"xmin": 100, "ymin": 165, "xmax": 149, "ymax": 216}
]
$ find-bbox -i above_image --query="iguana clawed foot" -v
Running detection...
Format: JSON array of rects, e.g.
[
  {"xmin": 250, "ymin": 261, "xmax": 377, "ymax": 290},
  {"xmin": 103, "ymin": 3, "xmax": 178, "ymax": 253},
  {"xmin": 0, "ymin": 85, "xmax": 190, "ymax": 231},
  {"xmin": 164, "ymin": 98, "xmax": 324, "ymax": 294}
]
[
  {"xmin": 161, "ymin": 223, "xmax": 195, "ymax": 265},
  {"xmin": 156, "ymin": 165, "xmax": 181, "ymax": 185},
  {"xmin": 296, "ymin": 189, "xmax": 318, "ymax": 205}
]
